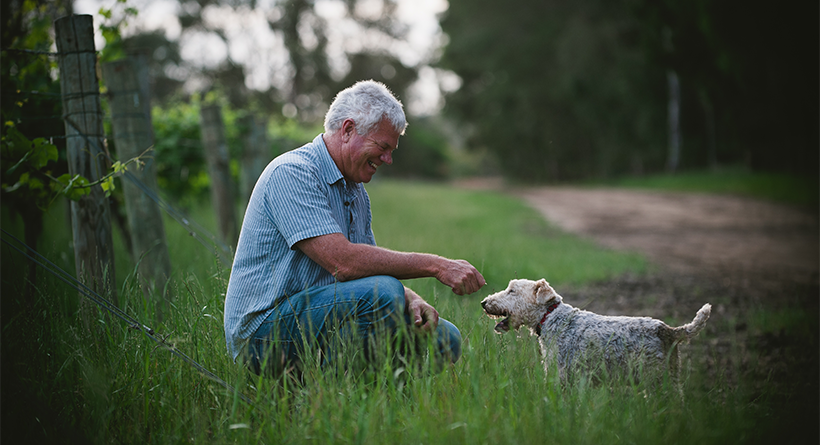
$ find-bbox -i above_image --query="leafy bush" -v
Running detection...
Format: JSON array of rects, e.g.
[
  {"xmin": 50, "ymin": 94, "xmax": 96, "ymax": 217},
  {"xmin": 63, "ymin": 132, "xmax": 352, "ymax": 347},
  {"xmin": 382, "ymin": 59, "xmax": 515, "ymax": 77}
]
[
  {"xmin": 382, "ymin": 117, "xmax": 452, "ymax": 180},
  {"xmin": 151, "ymin": 97, "xmax": 326, "ymax": 207},
  {"xmin": 151, "ymin": 99, "xmax": 208, "ymax": 205}
]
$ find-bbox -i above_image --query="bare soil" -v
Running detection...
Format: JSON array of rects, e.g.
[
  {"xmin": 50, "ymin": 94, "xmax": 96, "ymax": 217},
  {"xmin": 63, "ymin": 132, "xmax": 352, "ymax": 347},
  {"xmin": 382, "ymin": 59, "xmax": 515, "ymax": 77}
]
[
  {"xmin": 459, "ymin": 179, "xmax": 819, "ymax": 442},
  {"xmin": 516, "ymin": 187, "xmax": 819, "ymax": 287}
]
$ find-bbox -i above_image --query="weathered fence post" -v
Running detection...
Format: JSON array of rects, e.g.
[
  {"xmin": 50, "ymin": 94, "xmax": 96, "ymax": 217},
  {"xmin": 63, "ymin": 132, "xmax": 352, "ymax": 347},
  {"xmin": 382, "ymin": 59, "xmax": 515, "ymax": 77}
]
[
  {"xmin": 103, "ymin": 55, "xmax": 172, "ymax": 320},
  {"xmin": 54, "ymin": 14, "xmax": 117, "ymax": 309},
  {"xmin": 200, "ymin": 104, "xmax": 238, "ymax": 250},
  {"xmin": 239, "ymin": 114, "xmax": 268, "ymax": 207}
]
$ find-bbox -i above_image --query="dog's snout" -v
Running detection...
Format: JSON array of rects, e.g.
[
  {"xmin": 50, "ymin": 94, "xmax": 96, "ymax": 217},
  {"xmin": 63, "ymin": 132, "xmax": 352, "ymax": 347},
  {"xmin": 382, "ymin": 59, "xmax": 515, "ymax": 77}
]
[{"xmin": 481, "ymin": 300, "xmax": 487, "ymax": 309}]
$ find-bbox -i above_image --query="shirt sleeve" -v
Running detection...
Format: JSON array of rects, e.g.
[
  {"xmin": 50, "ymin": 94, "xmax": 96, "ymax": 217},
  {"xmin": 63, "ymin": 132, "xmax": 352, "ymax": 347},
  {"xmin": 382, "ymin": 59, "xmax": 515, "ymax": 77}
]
[{"xmin": 265, "ymin": 161, "xmax": 342, "ymax": 248}]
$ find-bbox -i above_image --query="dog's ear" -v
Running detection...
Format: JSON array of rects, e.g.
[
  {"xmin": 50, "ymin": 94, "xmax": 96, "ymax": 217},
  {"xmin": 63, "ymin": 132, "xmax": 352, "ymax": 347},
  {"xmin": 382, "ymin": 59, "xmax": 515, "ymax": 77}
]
[{"xmin": 534, "ymin": 279, "xmax": 555, "ymax": 304}]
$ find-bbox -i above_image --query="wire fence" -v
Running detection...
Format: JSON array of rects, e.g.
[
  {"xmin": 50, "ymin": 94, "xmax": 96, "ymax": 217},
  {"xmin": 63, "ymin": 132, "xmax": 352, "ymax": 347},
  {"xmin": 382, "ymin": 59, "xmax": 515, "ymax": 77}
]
[
  {"xmin": 2, "ymin": 46, "xmax": 234, "ymax": 264},
  {"xmin": 1, "ymin": 229, "xmax": 254, "ymax": 407},
  {"xmin": 2, "ymin": 46, "xmax": 249, "ymax": 405}
]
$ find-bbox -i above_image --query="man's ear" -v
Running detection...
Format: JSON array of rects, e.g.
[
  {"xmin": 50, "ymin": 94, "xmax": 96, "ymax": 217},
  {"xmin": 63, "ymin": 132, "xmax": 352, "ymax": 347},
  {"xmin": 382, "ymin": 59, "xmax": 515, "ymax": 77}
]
[
  {"xmin": 341, "ymin": 119, "xmax": 356, "ymax": 142},
  {"xmin": 534, "ymin": 279, "xmax": 554, "ymax": 304}
]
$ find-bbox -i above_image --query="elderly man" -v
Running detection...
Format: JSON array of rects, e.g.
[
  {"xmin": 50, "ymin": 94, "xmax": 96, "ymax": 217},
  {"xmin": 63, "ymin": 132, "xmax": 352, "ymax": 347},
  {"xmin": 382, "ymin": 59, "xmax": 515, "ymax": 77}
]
[{"xmin": 224, "ymin": 80, "xmax": 485, "ymax": 376}]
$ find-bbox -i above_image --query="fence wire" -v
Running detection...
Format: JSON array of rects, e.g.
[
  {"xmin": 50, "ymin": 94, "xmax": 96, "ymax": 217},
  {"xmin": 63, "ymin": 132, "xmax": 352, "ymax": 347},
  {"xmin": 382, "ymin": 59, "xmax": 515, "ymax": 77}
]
[
  {"xmin": 60, "ymin": 115, "xmax": 235, "ymax": 266},
  {"xmin": 1, "ymin": 229, "xmax": 255, "ymax": 407},
  {"xmin": 3, "ymin": 46, "xmax": 248, "ymax": 406},
  {"xmin": 3, "ymin": 50, "xmax": 235, "ymax": 266}
]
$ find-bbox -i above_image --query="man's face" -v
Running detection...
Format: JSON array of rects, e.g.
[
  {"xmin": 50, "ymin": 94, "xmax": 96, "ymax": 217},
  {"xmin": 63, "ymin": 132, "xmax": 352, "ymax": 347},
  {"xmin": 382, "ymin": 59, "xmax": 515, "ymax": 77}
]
[{"xmin": 341, "ymin": 119, "xmax": 400, "ymax": 184}]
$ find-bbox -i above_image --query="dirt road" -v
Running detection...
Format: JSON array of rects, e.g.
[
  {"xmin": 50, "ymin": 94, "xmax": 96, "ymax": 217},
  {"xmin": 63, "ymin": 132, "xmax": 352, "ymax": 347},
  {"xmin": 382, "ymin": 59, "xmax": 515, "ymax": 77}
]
[{"xmin": 515, "ymin": 187, "xmax": 819, "ymax": 287}]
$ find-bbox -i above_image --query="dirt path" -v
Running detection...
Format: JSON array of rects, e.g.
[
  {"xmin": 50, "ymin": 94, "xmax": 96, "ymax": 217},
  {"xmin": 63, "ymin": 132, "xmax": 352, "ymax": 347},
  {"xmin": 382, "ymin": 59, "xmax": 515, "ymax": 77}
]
[{"xmin": 514, "ymin": 187, "xmax": 819, "ymax": 287}]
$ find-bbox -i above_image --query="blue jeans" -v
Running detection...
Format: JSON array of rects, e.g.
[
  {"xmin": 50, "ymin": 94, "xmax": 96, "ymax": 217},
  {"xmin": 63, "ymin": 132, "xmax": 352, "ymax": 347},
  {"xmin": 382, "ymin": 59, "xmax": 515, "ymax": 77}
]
[{"xmin": 245, "ymin": 275, "xmax": 461, "ymax": 376}]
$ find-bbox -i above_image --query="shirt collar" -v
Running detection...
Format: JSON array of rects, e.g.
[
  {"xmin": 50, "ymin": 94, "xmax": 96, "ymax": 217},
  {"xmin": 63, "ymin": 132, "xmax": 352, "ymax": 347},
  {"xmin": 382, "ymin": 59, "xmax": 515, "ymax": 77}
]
[{"xmin": 314, "ymin": 133, "xmax": 345, "ymax": 186}]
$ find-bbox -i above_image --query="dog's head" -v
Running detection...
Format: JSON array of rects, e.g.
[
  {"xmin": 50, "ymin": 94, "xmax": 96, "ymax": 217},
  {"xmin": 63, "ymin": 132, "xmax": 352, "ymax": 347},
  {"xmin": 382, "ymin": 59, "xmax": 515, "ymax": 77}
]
[{"xmin": 481, "ymin": 278, "xmax": 562, "ymax": 333}]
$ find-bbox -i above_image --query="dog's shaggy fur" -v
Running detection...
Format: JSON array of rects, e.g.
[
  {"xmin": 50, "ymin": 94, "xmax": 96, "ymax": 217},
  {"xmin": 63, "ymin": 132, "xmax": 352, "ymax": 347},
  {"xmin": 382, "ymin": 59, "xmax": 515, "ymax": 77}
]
[{"xmin": 481, "ymin": 278, "xmax": 711, "ymax": 385}]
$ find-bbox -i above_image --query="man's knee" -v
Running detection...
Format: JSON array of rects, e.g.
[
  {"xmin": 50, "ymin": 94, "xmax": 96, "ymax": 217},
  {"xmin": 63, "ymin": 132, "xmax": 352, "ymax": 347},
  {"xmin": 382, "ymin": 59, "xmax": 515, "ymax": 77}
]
[
  {"xmin": 364, "ymin": 275, "xmax": 405, "ymax": 311},
  {"xmin": 438, "ymin": 319, "xmax": 462, "ymax": 363}
]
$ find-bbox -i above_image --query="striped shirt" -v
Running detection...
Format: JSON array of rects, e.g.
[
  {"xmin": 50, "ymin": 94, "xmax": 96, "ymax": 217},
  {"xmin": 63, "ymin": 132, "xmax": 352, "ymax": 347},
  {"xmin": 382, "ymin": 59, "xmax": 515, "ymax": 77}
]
[{"xmin": 223, "ymin": 134, "xmax": 376, "ymax": 360}]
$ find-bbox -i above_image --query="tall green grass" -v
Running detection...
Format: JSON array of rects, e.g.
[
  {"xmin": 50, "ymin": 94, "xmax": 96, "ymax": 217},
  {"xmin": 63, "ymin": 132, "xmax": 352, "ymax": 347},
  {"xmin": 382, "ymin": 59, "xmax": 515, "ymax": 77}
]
[{"xmin": 0, "ymin": 180, "xmax": 795, "ymax": 443}]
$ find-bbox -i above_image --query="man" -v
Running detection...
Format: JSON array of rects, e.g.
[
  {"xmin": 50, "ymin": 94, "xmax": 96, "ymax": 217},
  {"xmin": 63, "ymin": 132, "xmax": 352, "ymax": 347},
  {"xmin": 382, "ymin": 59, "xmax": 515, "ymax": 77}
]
[{"xmin": 224, "ymin": 80, "xmax": 485, "ymax": 376}]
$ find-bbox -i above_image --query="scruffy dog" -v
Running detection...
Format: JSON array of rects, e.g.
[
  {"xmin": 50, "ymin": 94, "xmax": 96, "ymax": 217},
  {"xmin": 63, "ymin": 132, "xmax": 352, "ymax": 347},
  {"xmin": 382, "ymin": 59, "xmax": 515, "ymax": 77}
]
[{"xmin": 481, "ymin": 278, "xmax": 711, "ymax": 385}]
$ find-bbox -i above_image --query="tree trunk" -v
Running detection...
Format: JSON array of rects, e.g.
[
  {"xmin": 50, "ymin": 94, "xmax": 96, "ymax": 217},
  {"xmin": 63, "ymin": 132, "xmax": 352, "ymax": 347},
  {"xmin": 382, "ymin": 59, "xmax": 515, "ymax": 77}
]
[
  {"xmin": 666, "ymin": 70, "xmax": 681, "ymax": 173},
  {"xmin": 699, "ymin": 89, "xmax": 718, "ymax": 170}
]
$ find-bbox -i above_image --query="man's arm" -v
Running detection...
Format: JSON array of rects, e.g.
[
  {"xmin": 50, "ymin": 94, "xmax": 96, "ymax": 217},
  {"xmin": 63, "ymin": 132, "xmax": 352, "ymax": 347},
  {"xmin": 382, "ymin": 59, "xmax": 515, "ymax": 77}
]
[{"xmin": 294, "ymin": 233, "xmax": 485, "ymax": 295}]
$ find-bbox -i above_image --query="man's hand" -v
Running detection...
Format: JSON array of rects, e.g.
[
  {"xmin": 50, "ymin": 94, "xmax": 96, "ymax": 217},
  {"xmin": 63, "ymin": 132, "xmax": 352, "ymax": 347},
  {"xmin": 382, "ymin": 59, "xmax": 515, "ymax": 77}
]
[
  {"xmin": 437, "ymin": 259, "xmax": 486, "ymax": 295},
  {"xmin": 405, "ymin": 287, "xmax": 439, "ymax": 332}
]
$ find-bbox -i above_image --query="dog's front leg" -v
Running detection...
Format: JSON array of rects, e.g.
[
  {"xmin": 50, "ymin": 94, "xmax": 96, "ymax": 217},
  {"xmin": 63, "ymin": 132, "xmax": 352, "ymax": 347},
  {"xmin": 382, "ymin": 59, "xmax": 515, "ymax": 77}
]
[{"xmin": 540, "ymin": 338, "xmax": 562, "ymax": 382}]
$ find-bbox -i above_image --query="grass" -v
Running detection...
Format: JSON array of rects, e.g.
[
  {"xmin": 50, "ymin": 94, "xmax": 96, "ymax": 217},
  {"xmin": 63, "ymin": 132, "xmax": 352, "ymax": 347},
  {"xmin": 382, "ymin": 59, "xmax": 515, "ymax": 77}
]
[
  {"xmin": 0, "ymin": 176, "xmax": 811, "ymax": 443},
  {"xmin": 593, "ymin": 166, "xmax": 819, "ymax": 210}
]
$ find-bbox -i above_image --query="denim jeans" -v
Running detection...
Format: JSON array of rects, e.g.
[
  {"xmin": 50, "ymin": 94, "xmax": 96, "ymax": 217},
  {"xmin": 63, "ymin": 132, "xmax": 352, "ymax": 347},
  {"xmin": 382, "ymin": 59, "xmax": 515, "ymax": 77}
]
[{"xmin": 245, "ymin": 275, "xmax": 461, "ymax": 376}]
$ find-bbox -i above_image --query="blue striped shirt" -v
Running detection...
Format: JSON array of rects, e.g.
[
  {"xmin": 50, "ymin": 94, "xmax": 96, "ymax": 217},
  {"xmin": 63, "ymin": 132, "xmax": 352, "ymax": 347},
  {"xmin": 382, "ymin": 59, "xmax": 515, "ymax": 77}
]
[{"xmin": 223, "ymin": 134, "xmax": 376, "ymax": 360}]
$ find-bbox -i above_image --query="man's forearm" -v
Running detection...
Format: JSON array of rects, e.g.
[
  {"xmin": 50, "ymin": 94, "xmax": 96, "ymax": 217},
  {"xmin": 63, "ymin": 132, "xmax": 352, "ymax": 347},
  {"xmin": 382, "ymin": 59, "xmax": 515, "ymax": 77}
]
[
  {"xmin": 298, "ymin": 233, "xmax": 443, "ymax": 281},
  {"xmin": 296, "ymin": 232, "xmax": 485, "ymax": 295}
]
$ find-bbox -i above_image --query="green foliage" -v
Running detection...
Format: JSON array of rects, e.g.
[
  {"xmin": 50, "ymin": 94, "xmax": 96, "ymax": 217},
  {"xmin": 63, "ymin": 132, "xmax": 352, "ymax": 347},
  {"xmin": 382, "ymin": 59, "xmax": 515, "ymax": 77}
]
[
  {"xmin": 0, "ymin": 123, "xmax": 88, "ymax": 206},
  {"xmin": 97, "ymin": 0, "xmax": 139, "ymax": 63},
  {"xmin": 383, "ymin": 117, "xmax": 451, "ymax": 179},
  {"xmin": 2, "ymin": 124, "xmax": 58, "ymax": 170},
  {"xmin": 439, "ymin": 0, "xmax": 667, "ymax": 182},
  {"xmin": 2, "ymin": 121, "xmax": 149, "ymax": 207},
  {"xmin": 1, "ymin": 3, "xmax": 61, "ymax": 114},
  {"xmin": 439, "ymin": 0, "xmax": 818, "ymax": 181},
  {"xmin": 631, "ymin": 0, "xmax": 818, "ymax": 176},
  {"xmin": 1, "ymin": 1, "xmax": 70, "ymax": 212},
  {"xmin": 151, "ymin": 95, "xmax": 326, "ymax": 206},
  {"xmin": 151, "ymin": 100, "xmax": 209, "ymax": 204}
]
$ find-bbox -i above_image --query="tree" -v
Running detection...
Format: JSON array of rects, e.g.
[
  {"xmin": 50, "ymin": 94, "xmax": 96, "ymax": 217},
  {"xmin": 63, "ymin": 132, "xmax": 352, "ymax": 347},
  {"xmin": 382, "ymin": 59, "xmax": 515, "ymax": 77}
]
[
  {"xmin": 120, "ymin": 0, "xmax": 420, "ymax": 120},
  {"xmin": 438, "ymin": 0, "xmax": 667, "ymax": 182},
  {"xmin": 1, "ymin": 0, "xmax": 75, "ymax": 296},
  {"xmin": 438, "ymin": 0, "xmax": 818, "ymax": 182},
  {"xmin": 630, "ymin": 0, "xmax": 819, "ymax": 176}
]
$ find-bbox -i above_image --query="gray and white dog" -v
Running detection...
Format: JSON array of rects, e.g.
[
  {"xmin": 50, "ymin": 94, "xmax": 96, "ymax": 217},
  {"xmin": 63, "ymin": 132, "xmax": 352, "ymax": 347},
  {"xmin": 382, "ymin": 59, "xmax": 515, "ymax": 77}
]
[{"xmin": 481, "ymin": 278, "xmax": 711, "ymax": 385}]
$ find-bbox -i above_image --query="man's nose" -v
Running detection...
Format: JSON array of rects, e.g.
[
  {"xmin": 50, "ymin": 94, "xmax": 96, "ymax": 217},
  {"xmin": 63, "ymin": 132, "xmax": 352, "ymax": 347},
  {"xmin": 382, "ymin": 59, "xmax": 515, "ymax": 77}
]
[{"xmin": 380, "ymin": 150, "xmax": 393, "ymax": 165}]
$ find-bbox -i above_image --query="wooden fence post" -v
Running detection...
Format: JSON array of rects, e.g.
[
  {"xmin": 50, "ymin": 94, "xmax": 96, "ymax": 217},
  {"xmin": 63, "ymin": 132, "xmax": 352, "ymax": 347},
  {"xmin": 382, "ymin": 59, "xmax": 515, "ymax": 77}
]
[
  {"xmin": 103, "ymin": 55, "xmax": 172, "ymax": 319},
  {"xmin": 200, "ymin": 104, "xmax": 238, "ymax": 250},
  {"xmin": 239, "ymin": 114, "xmax": 268, "ymax": 207},
  {"xmin": 54, "ymin": 14, "xmax": 117, "ymax": 308}
]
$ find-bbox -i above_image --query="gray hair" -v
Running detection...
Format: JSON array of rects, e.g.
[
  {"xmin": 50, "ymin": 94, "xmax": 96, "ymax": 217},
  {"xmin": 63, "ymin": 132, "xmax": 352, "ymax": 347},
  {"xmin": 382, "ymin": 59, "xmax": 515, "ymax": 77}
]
[{"xmin": 324, "ymin": 80, "xmax": 407, "ymax": 136}]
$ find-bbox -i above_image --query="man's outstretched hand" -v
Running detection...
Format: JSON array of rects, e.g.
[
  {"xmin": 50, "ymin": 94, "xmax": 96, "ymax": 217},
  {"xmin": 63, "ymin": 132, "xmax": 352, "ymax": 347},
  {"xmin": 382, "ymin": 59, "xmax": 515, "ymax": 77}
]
[{"xmin": 437, "ymin": 259, "xmax": 486, "ymax": 295}]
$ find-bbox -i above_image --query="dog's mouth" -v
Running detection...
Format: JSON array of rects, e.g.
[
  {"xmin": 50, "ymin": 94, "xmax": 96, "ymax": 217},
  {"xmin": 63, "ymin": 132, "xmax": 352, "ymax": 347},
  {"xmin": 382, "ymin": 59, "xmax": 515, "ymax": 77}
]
[
  {"xmin": 494, "ymin": 317, "xmax": 511, "ymax": 333},
  {"xmin": 483, "ymin": 307, "xmax": 511, "ymax": 333}
]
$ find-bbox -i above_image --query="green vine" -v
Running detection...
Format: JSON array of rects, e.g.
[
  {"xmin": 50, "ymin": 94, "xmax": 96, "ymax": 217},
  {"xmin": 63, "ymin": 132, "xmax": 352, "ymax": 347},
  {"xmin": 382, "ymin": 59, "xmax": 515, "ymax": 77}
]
[{"xmin": 1, "ymin": 121, "xmax": 146, "ymax": 209}]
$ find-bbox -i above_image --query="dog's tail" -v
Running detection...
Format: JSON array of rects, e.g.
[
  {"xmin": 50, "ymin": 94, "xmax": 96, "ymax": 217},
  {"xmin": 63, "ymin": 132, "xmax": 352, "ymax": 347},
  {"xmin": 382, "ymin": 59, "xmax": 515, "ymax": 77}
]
[{"xmin": 676, "ymin": 303, "xmax": 711, "ymax": 341}]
